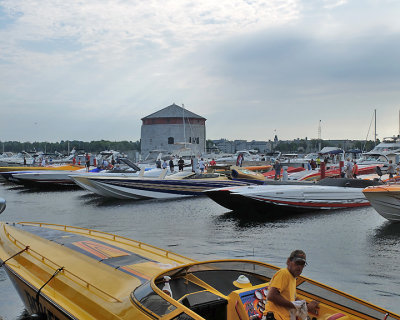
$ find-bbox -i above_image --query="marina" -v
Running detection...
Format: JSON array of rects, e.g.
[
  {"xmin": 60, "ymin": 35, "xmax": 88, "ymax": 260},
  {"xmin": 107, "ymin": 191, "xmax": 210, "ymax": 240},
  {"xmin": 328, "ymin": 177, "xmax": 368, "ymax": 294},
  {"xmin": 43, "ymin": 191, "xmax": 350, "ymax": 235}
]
[
  {"xmin": 0, "ymin": 179, "xmax": 400, "ymax": 319},
  {"xmin": 3, "ymin": 0, "xmax": 400, "ymax": 318}
]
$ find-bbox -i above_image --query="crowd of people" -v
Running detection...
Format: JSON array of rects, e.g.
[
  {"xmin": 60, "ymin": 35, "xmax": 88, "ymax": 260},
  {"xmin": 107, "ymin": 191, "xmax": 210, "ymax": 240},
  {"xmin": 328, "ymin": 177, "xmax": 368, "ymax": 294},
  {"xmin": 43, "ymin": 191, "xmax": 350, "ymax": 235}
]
[
  {"xmin": 272, "ymin": 156, "xmax": 400, "ymax": 181},
  {"xmin": 155, "ymin": 156, "xmax": 218, "ymax": 174}
]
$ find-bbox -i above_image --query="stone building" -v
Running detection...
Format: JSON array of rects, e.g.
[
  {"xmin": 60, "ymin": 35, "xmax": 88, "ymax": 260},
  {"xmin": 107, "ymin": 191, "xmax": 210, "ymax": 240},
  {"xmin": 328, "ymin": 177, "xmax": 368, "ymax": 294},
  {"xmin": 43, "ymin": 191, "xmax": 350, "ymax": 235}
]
[{"xmin": 140, "ymin": 103, "xmax": 206, "ymax": 157}]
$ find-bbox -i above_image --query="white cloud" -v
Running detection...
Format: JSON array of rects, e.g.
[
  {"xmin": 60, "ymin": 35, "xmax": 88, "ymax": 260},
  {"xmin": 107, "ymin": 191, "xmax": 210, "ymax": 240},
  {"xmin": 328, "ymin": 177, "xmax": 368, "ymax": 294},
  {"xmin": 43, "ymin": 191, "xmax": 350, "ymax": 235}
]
[{"xmin": 1, "ymin": 0, "xmax": 400, "ymax": 142}]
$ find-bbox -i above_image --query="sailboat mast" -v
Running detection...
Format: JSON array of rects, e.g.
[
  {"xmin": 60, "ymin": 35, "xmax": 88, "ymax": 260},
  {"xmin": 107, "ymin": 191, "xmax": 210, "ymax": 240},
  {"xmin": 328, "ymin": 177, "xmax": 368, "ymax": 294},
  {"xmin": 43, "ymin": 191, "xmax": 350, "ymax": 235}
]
[
  {"xmin": 182, "ymin": 104, "xmax": 186, "ymax": 148},
  {"xmin": 374, "ymin": 109, "xmax": 377, "ymax": 147}
]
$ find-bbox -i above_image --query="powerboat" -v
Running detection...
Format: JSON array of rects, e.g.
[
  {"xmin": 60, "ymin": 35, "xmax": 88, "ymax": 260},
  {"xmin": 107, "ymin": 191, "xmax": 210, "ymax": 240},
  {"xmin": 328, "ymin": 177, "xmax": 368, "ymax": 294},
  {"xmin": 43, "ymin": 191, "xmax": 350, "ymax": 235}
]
[
  {"xmin": 362, "ymin": 136, "xmax": 400, "ymax": 162},
  {"xmin": 6, "ymin": 169, "xmax": 94, "ymax": 188},
  {"xmin": 0, "ymin": 219, "xmax": 399, "ymax": 320},
  {"xmin": 205, "ymin": 178, "xmax": 382, "ymax": 215},
  {"xmin": 2, "ymin": 158, "xmax": 148, "ymax": 188},
  {"xmin": 287, "ymin": 164, "xmax": 379, "ymax": 181},
  {"xmin": 69, "ymin": 167, "xmax": 266, "ymax": 200},
  {"xmin": 362, "ymin": 184, "xmax": 400, "ymax": 221},
  {"xmin": 0, "ymin": 164, "xmax": 83, "ymax": 174}
]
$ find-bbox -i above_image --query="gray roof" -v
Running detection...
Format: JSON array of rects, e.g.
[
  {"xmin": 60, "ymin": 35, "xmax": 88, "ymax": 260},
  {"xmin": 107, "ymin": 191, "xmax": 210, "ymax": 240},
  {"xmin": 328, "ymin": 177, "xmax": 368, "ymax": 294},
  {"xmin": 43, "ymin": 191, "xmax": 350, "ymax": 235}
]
[{"xmin": 141, "ymin": 103, "xmax": 206, "ymax": 120}]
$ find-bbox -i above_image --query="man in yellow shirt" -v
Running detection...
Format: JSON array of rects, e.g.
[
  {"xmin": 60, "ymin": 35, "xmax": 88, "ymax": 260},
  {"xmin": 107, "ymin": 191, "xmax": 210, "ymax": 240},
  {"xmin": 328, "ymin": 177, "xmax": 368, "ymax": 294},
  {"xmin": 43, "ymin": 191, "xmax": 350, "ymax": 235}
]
[{"xmin": 264, "ymin": 250, "xmax": 319, "ymax": 320}]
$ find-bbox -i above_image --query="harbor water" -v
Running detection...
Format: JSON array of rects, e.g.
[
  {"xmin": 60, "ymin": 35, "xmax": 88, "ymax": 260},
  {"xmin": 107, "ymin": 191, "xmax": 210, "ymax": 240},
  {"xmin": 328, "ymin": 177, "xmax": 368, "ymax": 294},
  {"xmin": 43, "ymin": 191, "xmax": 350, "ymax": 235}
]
[{"xmin": 0, "ymin": 181, "xmax": 399, "ymax": 319}]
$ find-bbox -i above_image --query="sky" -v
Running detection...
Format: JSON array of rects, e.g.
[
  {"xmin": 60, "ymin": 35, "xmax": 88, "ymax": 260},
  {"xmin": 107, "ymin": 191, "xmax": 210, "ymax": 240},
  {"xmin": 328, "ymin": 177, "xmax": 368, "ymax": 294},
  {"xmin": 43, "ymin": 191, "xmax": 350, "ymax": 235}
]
[{"xmin": 1, "ymin": 0, "xmax": 400, "ymax": 143}]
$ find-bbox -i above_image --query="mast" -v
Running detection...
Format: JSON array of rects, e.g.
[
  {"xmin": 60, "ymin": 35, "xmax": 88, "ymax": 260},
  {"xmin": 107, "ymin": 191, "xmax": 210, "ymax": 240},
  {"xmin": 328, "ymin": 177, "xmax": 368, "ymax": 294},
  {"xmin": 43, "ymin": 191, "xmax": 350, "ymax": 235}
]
[
  {"xmin": 182, "ymin": 104, "xmax": 186, "ymax": 148},
  {"xmin": 374, "ymin": 109, "xmax": 377, "ymax": 147},
  {"xmin": 318, "ymin": 120, "xmax": 321, "ymax": 151}
]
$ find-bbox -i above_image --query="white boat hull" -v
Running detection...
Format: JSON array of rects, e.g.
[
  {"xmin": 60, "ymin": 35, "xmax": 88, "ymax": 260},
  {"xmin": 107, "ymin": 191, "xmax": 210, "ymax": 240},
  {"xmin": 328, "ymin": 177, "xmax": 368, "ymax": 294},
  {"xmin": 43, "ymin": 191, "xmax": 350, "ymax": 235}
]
[{"xmin": 363, "ymin": 187, "xmax": 400, "ymax": 221}]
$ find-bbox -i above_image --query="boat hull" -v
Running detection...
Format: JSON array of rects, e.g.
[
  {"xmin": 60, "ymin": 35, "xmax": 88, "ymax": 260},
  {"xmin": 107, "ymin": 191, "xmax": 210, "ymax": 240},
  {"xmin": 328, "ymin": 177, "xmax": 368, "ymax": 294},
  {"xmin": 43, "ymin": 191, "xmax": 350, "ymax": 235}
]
[
  {"xmin": 10, "ymin": 171, "xmax": 80, "ymax": 188},
  {"xmin": 71, "ymin": 175, "xmax": 251, "ymax": 200},
  {"xmin": 0, "ymin": 222, "xmax": 195, "ymax": 319},
  {"xmin": 206, "ymin": 184, "xmax": 370, "ymax": 215},
  {"xmin": 363, "ymin": 186, "xmax": 400, "ymax": 221},
  {"xmin": 0, "ymin": 221, "xmax": 399, "ymax": 320},
  {"xmin": 3, "ymin": 264, "xmax": 76, "ymax": 319}
]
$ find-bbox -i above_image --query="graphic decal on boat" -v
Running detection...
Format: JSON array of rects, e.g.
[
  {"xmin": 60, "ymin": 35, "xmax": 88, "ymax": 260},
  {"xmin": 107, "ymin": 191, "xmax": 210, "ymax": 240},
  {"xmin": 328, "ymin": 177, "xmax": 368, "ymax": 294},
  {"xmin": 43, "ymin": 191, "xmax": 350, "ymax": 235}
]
[
  {"xmin": 72, "ymin": 240, "xmax": 129, "ymax": 259},
  {"xmin": 16, "ymin": 224, "xmax": 159, "ymax": 283},
  {"xmin": 119, "ymin": 265, "xmax": 151, "ymax": 282}
]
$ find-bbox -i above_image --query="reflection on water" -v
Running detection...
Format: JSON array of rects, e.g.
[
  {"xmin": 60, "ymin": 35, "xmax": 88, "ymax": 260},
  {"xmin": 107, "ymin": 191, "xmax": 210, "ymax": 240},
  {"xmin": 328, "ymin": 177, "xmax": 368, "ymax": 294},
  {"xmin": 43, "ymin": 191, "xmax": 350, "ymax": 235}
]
[
  {"xmin": 373, "ymin": 221, "xmax": 400, "ymax": 239},
  {"xmin": 0, "ymin": 181, "xmax": 399, "ymax": 319}
]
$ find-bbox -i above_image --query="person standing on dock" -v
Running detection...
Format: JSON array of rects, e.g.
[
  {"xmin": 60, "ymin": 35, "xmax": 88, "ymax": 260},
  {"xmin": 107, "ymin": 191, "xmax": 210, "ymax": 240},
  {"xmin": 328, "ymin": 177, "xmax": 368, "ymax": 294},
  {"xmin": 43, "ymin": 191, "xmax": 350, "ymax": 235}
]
[
  {"xmin": 178, "ymin": 157, "xmax": 184, "ymax": 171},
  {"xmin": 85, "ymin": 153, "xmax": 90, "ymax": 172},
  {"xmin": 169, "ymin": 158, "xmax": 175, "ymax": 173},
  {"xmin": 352, "ymin": 160, "xmax": 359, "ymax": 178},
  {"xmin": 273, "ymin": 160, "xmax": 282, "ymax": 180},
  {"xmin": 162, "ymin": 159, "xmax": 168, "ymax": 170},
  {"xmin": 344, "ymin": 158, "xmax": 353, "ymax": 178},
  {"xmin": 199, "ymin": 158, "xmax": 205, "ymax": 174}
]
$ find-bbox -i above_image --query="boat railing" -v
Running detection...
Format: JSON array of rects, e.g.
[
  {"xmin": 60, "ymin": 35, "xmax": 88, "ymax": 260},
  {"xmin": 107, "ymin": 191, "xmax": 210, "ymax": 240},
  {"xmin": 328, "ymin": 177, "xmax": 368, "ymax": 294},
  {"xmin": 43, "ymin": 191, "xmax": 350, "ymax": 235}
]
[
  {"xmin": 3, "ymin": 223, "xmax": 122, "ymax": 303},
  {"xmin": 18, "ymin": 222, "xmax": 197, "ymax": 264}
]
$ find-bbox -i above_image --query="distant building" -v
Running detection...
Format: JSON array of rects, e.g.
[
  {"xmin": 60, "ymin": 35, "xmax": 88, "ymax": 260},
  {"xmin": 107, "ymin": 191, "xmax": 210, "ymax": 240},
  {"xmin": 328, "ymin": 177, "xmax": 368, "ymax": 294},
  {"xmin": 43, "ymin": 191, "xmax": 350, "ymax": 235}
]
[
  {"xmin": 212, "ymin": 139, "xmax": 270, "ymax": 154},
  {"xmin": 140, "ymin": 103, "xmax": 206, "ymax": 157}
]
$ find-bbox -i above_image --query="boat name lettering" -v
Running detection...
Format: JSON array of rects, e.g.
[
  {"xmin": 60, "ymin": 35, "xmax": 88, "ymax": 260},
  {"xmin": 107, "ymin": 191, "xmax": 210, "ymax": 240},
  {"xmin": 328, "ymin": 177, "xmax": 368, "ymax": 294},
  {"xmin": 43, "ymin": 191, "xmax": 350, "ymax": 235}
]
[{"xmin": 25, "ymin": 290, "xmax": 61, "ymax": 320}]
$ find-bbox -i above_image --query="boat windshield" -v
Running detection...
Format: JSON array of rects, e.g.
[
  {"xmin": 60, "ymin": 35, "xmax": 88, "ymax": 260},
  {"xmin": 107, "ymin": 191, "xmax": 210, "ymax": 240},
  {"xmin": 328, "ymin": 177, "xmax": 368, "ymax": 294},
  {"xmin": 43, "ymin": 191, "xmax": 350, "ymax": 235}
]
[
  {"xmin": 359, "ymin": 154, "xmax": 388, "ymax": 162},
  {"xmin": 297, "ymin": 281, "xmax": 398, "ymax": 320},
  {"xmin": 133, "ymin": 260, "xmax": 398, "ymax": 320},
  {"xmin": 132, "ymin": 281, "xmax": 177, "ymax": 317},
  {"xmin": 158, "ymin": 260, "xmax": 277, "ymax": 295}
]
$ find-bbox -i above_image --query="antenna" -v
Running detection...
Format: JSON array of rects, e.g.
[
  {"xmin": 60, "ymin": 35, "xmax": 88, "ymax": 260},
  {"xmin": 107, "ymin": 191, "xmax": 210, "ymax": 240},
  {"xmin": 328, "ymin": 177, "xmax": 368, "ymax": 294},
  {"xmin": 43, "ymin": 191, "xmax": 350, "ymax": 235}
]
[{"xmin": 318, "ymin": 120, "xmax": 321, "ymax": 140}]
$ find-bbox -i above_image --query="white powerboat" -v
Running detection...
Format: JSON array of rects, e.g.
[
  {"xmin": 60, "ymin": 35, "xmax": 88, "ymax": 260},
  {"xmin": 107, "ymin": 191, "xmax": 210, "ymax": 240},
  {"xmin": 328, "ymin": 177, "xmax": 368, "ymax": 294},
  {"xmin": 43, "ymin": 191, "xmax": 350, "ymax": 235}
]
[
  {"xmin": 69, "ymin": 167, "xmax": 266, "ymax": 200},
  {"xmin": 362, "ymin": 184, "xmax": 400, "ymax": 221},
  {"xmin": 205, "ymin": 178, "xmax": 382, "ymax": 215},
  {"xmin": 359, "ymin": 136, "xmax": 400, "ymax": 165}
]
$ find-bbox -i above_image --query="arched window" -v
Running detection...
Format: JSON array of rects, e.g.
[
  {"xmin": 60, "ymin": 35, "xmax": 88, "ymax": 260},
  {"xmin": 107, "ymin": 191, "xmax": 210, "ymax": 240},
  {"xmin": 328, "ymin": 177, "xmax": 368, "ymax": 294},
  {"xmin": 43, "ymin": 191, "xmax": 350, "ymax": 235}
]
[{"xmin": 168, "ymin": 137, "xmax": 174, "ymax": 144}]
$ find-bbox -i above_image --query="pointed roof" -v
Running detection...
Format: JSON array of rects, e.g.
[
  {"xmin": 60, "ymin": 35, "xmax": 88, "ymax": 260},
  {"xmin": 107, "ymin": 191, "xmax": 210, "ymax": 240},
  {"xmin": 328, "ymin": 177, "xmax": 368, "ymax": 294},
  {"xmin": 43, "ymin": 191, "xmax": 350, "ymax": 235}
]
[{"xmin": 141, "ymin": 103, "xmax": 206, "ymax": 120}]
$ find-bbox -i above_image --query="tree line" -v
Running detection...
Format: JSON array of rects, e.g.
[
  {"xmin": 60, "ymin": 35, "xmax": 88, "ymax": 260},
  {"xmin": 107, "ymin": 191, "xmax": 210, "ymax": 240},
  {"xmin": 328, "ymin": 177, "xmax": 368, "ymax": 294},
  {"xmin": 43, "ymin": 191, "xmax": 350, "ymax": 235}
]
[
  {"xmin": 0, "ymin": 140, "xmax": 141, "ymax": 155},
  {"xmin": 274, "ymin": 139, "xmax": 378, "ymax": 153}
]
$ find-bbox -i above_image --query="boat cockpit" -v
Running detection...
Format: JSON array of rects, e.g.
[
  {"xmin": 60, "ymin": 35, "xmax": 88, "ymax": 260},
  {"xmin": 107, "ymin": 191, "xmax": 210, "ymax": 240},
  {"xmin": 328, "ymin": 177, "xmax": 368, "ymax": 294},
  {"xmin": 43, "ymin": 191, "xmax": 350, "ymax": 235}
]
[
  {"xmin": 131, "ymin": 260, "xmax": 398, "ymax": 320},
  {"xmin": 132, "ymin": 260, "xmax": 275, "ymax": 320}
]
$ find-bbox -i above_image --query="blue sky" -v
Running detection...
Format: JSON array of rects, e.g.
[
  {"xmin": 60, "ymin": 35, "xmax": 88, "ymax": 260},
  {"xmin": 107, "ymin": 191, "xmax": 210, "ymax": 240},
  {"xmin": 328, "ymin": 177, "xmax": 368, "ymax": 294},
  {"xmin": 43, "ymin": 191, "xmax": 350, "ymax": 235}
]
[{"xmin": 1, "ymin": 0, "xmax": 400, "ymax": 143}]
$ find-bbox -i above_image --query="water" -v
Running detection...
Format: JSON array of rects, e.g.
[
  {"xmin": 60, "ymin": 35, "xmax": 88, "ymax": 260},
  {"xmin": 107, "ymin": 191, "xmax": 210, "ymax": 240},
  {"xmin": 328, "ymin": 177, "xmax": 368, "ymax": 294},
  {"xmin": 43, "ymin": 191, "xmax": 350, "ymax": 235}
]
[{"xmin": 0, "ymin": 181, "xmax": 400, "ymax": 319}]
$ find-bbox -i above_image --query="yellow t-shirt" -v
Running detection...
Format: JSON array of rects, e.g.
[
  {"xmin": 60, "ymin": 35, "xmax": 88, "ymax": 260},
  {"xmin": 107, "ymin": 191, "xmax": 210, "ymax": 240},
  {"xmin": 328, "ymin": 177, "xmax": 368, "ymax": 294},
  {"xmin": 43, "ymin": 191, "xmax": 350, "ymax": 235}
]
[{"xmin": 265, "ymin": 268, "xmax": 296, "ymax": 320}]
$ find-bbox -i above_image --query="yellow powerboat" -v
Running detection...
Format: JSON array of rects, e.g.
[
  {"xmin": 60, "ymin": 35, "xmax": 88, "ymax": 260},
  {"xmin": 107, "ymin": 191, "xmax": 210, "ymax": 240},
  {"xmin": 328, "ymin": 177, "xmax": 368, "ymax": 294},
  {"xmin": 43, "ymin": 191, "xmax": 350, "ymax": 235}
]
[{"xmin": 0, "ymin": 218, "xmax": 399, "ymax": 320}]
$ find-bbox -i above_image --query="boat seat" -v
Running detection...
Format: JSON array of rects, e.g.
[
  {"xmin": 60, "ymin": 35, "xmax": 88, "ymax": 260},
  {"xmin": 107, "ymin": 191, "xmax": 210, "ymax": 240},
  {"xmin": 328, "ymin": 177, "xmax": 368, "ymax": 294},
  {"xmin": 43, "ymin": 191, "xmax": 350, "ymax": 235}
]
[{"xmin": 182, "ymin": 291, "xmax": 227, "ymax": 320}]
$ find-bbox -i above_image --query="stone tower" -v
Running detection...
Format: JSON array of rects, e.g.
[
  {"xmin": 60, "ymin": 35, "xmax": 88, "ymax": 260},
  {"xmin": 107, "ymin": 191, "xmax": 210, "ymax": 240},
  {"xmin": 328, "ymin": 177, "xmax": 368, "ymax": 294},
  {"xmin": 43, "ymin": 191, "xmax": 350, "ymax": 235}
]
[{"xmin": 140, "ymin": 103, "xmax": 206, "ymax": 157}]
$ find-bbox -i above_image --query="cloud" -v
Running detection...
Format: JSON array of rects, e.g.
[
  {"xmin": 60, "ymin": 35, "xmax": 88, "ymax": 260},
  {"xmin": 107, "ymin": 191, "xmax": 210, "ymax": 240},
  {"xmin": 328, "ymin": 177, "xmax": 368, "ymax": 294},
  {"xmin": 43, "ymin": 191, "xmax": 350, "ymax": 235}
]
[{"xmin": 1, "ymin": 0, "xmax": 400, "ymax": 142}]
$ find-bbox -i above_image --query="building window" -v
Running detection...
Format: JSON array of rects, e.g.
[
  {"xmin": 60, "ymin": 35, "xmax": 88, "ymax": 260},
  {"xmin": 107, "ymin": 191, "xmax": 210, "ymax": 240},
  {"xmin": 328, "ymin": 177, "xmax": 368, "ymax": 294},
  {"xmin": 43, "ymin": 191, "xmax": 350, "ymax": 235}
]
[{"xmin": 168, "ymin": 137, "xmax": 174, "ymax": 144}]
